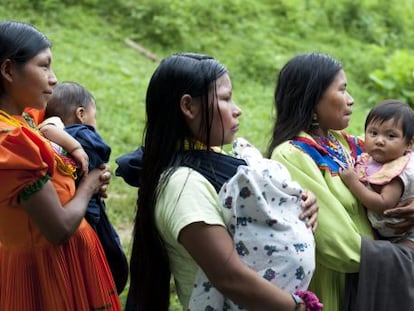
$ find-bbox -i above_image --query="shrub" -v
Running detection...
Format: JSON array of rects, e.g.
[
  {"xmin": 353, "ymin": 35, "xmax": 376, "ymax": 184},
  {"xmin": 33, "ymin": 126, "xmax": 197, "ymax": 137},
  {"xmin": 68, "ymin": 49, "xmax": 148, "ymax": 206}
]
[{"xmin": 368, "ymin": 50, "xmax": 414, "ymax": 107}]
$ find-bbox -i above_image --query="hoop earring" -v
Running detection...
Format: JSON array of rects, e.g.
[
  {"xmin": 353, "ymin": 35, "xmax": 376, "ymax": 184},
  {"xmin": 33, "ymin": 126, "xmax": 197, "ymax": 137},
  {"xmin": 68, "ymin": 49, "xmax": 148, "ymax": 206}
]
[{"xmin": 311, "ymin": 113, "xmax": 319, "ymax": 129}]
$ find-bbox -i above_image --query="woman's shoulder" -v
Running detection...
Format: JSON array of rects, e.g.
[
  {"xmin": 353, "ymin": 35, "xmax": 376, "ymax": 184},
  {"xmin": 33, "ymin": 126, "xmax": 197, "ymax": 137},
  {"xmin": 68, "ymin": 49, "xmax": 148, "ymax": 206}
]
[
  {"xmin": 165, "ymin": 167, "xmax": 216, "ymax": 191},
  {"xmin": 0, "ymin": 121, "xmax": 55, "ymax": 202},
  {"xmin": 159, "ymin": 167, "xmax": 219, "ymax": 213},
  {"xmin": 272, "ymin": 132, "xmax": 315, "ymax": 157},
  {"xmin": 0, "ymin": 118, "xmax": 54, "ymax": 173},
  {"xmin": 156, "ymin": 167, "xmax": 224, "ymax": 234}
]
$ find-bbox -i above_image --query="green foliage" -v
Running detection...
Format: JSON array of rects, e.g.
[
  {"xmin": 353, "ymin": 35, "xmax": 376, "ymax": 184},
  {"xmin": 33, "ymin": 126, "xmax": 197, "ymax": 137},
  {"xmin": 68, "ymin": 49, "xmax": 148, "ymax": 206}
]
[
  {"xmin": 319, "ymin": 0, "xmax": 414, "ymax": 48},
  {"xmin": 368, "ymin": 50, "xmax": 414, "ymax": 107}
]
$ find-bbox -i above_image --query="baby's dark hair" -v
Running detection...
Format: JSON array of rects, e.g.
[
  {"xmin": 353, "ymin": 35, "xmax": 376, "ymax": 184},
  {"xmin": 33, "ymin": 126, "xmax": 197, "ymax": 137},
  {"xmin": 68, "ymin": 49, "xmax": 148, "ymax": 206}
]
[
  {"xmin": 365, "ymin": 99, "xmax": 414, "ymax": 143},
  {"xmin": 45, "ymin": 81, "xmax": 95, "ymax": 124}
]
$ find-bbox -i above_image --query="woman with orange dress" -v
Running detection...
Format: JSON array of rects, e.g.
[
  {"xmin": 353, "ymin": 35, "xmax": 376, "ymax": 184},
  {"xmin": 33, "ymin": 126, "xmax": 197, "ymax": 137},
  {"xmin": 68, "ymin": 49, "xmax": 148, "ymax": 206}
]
[{"xmin": 0, "ymin": 21, "xmax": 122, "ymax": 310}]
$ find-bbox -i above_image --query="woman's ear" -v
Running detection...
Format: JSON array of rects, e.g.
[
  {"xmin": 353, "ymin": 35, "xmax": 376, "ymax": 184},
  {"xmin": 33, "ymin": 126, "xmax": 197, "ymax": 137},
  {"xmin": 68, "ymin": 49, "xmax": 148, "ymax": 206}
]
[
  {"xmin": 180, "ymin": 94, "xmax": 198, "ymax": 119},
  {"xmin": 0, "ymin": 59, "xmax": 14, "ymax": 83},
  {"xmin": 75, "ymin": 107, "xmax": 85, "ymax": 123}
]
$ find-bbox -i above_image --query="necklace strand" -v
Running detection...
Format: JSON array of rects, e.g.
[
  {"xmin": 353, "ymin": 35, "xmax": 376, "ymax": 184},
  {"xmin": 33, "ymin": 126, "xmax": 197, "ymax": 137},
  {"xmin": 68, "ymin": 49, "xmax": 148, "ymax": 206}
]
[{"xmin": 311, "ymin": 132, "xmax": 354, "ymax": 169}]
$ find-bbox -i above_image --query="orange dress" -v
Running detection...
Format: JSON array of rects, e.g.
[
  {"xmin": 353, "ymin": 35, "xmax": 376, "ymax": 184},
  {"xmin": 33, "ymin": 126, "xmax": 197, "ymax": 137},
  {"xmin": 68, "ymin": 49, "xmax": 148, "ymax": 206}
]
[{"xmin": 0, "ymin": 110, "xmax": 122, "ymax": 311}]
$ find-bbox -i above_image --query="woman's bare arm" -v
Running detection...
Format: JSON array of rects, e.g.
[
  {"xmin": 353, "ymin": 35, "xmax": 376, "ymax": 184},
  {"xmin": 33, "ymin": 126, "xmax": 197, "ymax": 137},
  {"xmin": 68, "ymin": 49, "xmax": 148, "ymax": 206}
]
[
  {"xmin": 21, "ymin": 165, "xmax": 111, "ymax": 245},
  {"xmin": 179, "ymin": 222, "xmax": 302, "ymax": 311}
]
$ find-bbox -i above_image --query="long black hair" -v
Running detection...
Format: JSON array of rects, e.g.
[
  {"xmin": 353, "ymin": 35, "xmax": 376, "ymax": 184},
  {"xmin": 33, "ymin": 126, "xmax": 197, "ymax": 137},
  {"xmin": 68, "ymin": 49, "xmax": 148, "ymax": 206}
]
[
  {"xmin": 266, "ymin": 52, "xmax": 342, "ymax": 157},
  {"xmin": 0, "ymin": 21, "xmax": 51, "ymax": 93},
  {"xmin": 128, "ymin": 53, "xmax": 227, "ymax": 310}
]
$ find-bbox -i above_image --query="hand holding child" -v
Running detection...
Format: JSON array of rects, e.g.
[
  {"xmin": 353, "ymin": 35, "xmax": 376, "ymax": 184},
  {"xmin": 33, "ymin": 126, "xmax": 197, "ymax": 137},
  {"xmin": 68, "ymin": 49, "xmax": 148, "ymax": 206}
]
[{"xmin": 300, "ymin": 191, "xmax": 319, "ymax": 232}]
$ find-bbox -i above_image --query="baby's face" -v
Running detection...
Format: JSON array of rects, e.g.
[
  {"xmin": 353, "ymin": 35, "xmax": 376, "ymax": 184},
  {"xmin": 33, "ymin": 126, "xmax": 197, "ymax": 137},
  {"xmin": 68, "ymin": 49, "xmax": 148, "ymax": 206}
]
[{"xmin": 364, "ymin": 118, "xmax": 411, "ymax": 163}]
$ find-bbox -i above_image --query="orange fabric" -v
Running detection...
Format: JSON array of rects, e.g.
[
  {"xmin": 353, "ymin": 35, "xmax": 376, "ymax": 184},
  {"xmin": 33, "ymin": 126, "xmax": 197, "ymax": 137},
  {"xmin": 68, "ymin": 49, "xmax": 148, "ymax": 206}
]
[
  {"xmin": 24, "ymin": 107, "xmax": 46, "ymax": 125},
  {"xmin": 0, "ymin": 112, "xmax": 121, "ymax": 310}
]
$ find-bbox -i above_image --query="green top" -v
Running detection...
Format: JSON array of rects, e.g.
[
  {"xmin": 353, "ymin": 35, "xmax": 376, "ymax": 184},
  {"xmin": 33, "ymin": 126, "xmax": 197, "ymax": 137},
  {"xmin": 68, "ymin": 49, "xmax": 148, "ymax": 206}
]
[{"xmin": 271, "ymin": 131, "xmax": 374, "ymax": 311}]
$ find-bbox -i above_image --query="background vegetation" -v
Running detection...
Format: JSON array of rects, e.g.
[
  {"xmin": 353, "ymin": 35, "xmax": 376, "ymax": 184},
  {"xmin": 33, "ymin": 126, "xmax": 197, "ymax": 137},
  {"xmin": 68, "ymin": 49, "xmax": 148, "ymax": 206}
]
[{"xmin": 2, "ymin": 0, "xmax": 414, "ymax": 308}]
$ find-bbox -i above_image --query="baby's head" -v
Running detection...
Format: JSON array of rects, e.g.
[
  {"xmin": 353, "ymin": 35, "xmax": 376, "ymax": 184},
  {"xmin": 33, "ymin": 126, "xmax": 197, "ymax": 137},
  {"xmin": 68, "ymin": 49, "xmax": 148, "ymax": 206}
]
[
  {"xmin": 45, "ymin": 81, "xmax": 96, "ymax": 128},
  {"xmin": 364, "ymin": 99, "xmax": 414, "ymax": 163}
]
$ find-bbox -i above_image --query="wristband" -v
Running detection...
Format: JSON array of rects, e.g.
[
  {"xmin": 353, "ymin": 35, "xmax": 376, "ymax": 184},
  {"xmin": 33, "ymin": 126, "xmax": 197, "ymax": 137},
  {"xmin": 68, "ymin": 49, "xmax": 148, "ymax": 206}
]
[{"xmin": 291, "ymin": 294, "xmax": 305, "ymax": 310}]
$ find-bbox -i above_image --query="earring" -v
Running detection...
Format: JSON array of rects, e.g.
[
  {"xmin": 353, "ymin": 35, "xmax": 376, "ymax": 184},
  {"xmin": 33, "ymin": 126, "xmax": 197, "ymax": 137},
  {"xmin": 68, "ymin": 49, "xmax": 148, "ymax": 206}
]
[{"xmin": 310, "ymin": 113, "xmax": 319, "ymax": 129}]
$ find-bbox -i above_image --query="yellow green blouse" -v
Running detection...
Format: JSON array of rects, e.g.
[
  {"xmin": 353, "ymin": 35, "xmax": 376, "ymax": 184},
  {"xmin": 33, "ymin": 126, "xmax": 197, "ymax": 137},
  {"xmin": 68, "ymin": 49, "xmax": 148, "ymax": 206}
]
[{"xmin": 271, "ymin": 131, "xmax": 374, "ymax": 311}]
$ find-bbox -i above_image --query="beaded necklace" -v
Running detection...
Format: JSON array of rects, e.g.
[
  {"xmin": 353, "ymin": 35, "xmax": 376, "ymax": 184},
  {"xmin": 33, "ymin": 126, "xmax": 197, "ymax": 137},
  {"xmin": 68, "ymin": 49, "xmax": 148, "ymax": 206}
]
[
  {"xmin": 310, "ymin": 131, "xmax": 354, "ymax": 169},
  {"xmin": 183, "ymin": 139, "xmax": 223, "ymax": 153}
]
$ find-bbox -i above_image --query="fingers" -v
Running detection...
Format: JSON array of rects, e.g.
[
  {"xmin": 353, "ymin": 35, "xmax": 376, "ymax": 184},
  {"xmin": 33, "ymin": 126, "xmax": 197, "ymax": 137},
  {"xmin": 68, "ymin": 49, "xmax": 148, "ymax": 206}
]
[
  {"xmin": 310, "ymin": 217, "xmax": 318, "ymax": 232},
  {"xmin": 99, "ymin": 163, "xmax": 110, "ymax": 170},
  {"xmin": 71, "ymin": 149, "xmax": 89, "ymax": 176},
  {"xmin": 81, "ymin": 157, "xmax": 88, "ymax": 175},
  {"xmin": 80, "ymin": 161, "xmax": 88, "ymax": 177},
  {"xmin": 396, "ymin": 197, "xmax": 414, "ymax": 208},
  {"xmin": 99, "ymin": 184, "xmax": 109, "ymax": 198},
  {"xmin": 100, "ymin": 170, "xmax": 112, "ymax": 182},
  {"xmin": 299, "ymin": 204, "xmax": 317, "ymax": 219},
  {"xmin": 300, "ymin": 191, "xmax": 316, "ymax": 211},
  {"xmin": 298, "ymin": 191, "xmax": 318, "ymax": 232},
  {"xmin": 298, "ymin": 206, "xmax": 318, "ymax": 228},
  {"xmin": 98, "ymin": 165, "xmax": 111, "ymax": 198},
  {"xmin": 303, "ymin": 211, "xmax": 318, "ymax": 232},
  {"xmin": 80, "ymin": 164, "xmax": 111, "ymax": 196},
  {"xmin": 383, "ymin": 204, "xmax": 414, "ymax": 235},
  {"xmin": 384, "ymin": 207, "xmax": 414, "ymax": 218},
  {"xmin": 386, "ymin": 220, "xmax": 412, "ymax": 234},
  {"xmin": 300, "ymin": 191, "xmax": 315, "ymax": 207}
]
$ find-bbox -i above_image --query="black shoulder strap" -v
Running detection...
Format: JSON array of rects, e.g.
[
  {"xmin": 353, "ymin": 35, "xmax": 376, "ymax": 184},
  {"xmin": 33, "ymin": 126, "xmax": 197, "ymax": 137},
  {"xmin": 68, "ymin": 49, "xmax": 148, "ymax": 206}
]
[{"xmin": 181, "ymin": 150, "xmax": 246, "ymax": 193}]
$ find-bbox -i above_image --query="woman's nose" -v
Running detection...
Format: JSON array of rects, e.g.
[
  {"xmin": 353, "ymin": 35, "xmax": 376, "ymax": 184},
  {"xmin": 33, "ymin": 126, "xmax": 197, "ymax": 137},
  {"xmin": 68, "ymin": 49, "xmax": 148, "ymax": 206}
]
[
  {"xmin": 49, "ymin": 70, "xmax": 58, "ymax": 86},
  {"xmin": 346, "ymin": 91, "xmax": 354, "ymax": 106},
  {"xmin": 233, "ymin": 103, "xmax": 242, "ymax": 117}
]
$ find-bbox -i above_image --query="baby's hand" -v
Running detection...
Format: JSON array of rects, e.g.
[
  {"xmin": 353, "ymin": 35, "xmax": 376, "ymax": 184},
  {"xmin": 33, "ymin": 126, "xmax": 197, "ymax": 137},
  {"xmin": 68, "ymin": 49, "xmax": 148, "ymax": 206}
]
[
  {"xmin": 70, "ymin": 146, "xmax": 89, "ymax": 176},
  {"xmin": 339, "ymin": 167, "xmax": 358, "ymax": 186}
]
